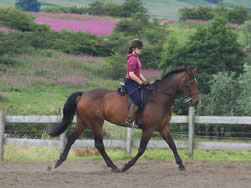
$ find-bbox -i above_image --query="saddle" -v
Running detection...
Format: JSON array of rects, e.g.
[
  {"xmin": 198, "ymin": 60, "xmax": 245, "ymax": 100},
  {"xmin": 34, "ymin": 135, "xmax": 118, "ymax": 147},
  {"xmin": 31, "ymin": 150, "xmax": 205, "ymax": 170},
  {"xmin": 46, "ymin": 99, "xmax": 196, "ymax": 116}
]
[{"xmin": 118, "ymin": 82, "xmax": 154, "ymax": 127}]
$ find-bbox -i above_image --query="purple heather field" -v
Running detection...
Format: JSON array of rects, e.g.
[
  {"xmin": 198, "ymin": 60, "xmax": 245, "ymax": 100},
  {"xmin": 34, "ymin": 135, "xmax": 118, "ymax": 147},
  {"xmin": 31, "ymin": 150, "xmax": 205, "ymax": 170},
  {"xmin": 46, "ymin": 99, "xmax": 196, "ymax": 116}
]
[{"xmin": 32, "ymin": 12, "xmax": 119, "ymax": 35}]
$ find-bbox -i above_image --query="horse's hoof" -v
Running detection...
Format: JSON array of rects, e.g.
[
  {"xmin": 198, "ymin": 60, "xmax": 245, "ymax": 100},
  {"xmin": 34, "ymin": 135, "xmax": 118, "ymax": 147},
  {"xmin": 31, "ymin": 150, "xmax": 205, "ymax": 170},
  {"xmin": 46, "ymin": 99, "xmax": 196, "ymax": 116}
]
[
  {"xmin": 54, "ymin": 160, "xmax": 63, "ymax": 169},
  {"xmin": 111, "ymin": 168, "xmax": 121, "ymax": 173},
  {"xmin": 178, "ymin": 165, "xmax": 186, "ymax": 171}
]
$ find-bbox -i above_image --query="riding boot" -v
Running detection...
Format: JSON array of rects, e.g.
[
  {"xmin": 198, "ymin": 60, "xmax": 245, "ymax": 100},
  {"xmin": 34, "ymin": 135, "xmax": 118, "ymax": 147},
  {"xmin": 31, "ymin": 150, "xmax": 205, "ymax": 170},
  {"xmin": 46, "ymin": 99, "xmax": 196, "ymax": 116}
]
[{"xmin": 125, "ymin": 104, "xmax": 139, "ymax": 128}]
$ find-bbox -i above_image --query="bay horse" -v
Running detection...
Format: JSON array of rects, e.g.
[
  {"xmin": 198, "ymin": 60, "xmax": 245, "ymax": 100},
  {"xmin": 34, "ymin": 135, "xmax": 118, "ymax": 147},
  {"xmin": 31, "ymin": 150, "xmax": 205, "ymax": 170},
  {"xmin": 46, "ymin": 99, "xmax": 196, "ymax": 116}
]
[{"xmin": 48, "ymin": 66, "xmax": 200, "ymax": 172}]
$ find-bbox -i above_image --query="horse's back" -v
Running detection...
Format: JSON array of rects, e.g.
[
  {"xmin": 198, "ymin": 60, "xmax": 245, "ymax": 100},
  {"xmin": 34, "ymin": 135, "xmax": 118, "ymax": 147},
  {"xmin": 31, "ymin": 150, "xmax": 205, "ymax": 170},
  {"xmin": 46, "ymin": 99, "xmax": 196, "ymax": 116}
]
[{"xmin": 76, "ymin": 88, "xmax": 128, "ymax": 125}]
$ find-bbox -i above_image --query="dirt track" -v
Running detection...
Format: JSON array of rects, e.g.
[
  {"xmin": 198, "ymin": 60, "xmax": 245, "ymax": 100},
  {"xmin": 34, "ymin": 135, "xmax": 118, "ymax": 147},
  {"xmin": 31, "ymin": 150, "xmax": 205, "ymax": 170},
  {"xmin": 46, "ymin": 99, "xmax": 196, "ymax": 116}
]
[{"xmin": 0, "ymin": 160, "xmax": 250, "ymax": 188}]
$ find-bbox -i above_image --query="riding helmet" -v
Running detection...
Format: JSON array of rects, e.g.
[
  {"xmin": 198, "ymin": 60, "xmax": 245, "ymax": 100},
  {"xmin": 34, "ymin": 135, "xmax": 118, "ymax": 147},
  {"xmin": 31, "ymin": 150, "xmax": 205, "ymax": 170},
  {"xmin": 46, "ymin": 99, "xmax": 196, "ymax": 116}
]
[{"xmin": 130, "ymin": 39, "xmax": 143, "ymax": 49}]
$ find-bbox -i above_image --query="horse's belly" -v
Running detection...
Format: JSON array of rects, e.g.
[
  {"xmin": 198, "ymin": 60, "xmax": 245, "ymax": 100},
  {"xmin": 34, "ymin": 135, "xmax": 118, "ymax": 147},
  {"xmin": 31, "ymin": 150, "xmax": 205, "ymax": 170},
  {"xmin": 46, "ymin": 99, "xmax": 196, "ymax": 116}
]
[{"xmin": 103, "ymin": 93, "xmax": 128, "ymax": 125}]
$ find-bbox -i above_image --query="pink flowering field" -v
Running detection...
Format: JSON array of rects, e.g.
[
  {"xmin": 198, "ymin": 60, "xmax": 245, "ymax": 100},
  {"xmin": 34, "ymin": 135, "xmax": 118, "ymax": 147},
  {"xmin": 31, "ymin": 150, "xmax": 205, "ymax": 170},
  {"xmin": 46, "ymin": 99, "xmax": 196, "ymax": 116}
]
[
  {"xmin": 0, "ymin": 26, "xmax": 15, "ymax": 32},
  {"xmin": 32, "ymin": 12, "xmax": 119, "ymax": 35}
]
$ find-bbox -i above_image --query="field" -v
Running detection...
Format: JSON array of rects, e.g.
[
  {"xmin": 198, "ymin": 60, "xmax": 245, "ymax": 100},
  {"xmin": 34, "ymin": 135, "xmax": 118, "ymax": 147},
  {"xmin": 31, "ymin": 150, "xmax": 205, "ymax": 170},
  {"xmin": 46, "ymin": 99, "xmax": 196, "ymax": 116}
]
[
  {"xmin": 1, "ymin": 0, "xmax": 251, "ymax": 19},
  {"xmin": 32, "ymin": 12, "xmax": 119, "ymax": 35},
  {"xmin": 0, "ymin": 160, "xmax": 251, "ymax": 188}
]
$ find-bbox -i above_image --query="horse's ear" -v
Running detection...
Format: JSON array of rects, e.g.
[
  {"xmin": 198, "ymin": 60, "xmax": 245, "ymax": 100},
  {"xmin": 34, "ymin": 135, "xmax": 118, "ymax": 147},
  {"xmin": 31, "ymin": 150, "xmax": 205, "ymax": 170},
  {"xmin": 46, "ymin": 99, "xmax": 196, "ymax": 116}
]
[{"xmin": 192, "ymin": 67, "xmax": 197, "ymax": 73}]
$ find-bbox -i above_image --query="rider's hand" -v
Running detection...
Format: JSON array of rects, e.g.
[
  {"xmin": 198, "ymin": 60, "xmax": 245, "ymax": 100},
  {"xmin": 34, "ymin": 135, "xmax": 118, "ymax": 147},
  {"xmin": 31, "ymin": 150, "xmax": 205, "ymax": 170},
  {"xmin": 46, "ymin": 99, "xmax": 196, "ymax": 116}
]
[{"xmin": 142, "ymin": 81, "xmax": 150, "ymax": 85}]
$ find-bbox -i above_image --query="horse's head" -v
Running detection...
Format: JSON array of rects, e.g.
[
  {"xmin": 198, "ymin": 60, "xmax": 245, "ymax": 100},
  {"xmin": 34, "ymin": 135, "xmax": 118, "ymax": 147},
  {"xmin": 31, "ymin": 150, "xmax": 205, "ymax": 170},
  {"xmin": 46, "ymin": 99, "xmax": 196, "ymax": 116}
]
[{"xmin": 180, "ymin": 66, "xmax": 200, "ymax": 106}]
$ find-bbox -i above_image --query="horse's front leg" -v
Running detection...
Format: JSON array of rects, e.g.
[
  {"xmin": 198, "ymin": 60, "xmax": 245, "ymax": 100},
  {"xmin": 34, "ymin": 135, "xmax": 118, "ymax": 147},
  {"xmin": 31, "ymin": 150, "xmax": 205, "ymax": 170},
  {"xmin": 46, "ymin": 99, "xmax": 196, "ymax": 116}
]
[
  {"xmin": 92, "ymin": 126, "xmax": 120, "ymax": 172},
  {"xmin": 160, "ymin": 127, "xmax": 185, "ymax": 170},
  {"xmin": 122, "ymin": 128, "xmax": 153, "ymax": 172}
]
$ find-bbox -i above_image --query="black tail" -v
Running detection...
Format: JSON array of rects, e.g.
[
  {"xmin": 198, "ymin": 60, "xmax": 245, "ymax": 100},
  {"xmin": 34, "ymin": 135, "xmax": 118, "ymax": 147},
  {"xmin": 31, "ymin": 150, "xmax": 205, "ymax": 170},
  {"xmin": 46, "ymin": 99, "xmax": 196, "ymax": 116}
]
[{"xmin": 48, "ymin": 91, "xmax": 83, "ymax": 137}]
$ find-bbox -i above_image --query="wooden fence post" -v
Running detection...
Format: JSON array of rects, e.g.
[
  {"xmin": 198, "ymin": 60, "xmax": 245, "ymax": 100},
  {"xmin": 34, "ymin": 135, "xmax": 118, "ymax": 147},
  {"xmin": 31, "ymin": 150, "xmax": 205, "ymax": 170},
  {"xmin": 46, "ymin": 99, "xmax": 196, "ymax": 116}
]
[
  {"xmin": 0, "ymin": 111, "xmax": 5, "ymax": 161},
  {"xmin": 59, "ymin": 109, "xmax": 66, "ymax": 152},
  {"xmin": 126, "ymin": 128, "xmax": 132, "ymax": 155},
  {"xmin": 188, "ymin": 106, "xmax": 195, "ymax": 158}
]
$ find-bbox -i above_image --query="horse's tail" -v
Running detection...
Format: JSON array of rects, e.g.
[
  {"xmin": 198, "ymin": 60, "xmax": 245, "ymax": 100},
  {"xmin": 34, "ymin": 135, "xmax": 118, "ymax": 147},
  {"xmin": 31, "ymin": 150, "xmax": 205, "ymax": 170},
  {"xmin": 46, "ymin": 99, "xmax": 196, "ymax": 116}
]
[{"xmin": 48, "ymin": 91, "xmax": 83, "ymax": 137}]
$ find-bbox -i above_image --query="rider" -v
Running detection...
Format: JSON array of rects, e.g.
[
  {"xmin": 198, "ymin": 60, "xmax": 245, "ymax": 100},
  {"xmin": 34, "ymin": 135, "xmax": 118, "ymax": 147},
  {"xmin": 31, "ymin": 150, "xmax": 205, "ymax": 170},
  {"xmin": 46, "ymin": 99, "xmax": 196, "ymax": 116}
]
[{"xmin": 124, "ymin": 39, "xmax": 147, "ymax": 128}]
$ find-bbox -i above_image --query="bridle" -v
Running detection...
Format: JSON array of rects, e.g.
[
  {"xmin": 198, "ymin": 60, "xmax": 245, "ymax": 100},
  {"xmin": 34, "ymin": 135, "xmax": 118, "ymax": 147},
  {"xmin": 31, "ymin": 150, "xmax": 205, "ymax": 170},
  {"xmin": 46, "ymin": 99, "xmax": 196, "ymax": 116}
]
[{"xmin": 156, "ymin": 74, "xmax": 199, "ymax": 103}]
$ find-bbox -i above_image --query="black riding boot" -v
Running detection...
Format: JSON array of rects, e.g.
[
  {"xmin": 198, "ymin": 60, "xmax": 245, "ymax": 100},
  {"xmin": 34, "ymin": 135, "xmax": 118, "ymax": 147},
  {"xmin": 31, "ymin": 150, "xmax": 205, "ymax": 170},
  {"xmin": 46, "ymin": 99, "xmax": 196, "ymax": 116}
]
[{"xmin": 125, "ymin": 104, "xmax": 139, "ymax": 128}]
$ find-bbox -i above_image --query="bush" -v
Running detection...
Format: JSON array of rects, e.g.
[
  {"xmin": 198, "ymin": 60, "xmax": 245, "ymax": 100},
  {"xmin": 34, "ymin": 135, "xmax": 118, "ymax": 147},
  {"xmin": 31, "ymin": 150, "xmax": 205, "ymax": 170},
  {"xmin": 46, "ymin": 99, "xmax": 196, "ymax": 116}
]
[
  {"xmin": 44, "ymin": 7, "xmax": 69, "ymax": 13},
  {"xmin": 103, "ymin": 2, "xmax": 122, "ymax": 17},
  {"xmin": 179, "ymin": 6, "xmax": 214, "ymax": 21},
  {"xmin": 227, "ymin": 5, "xmax": 248, "ymax": 24},
  {"xmin": 114, "ymin": 18, "xmax": 145, "ymax": 36},
  {"xmin": 120, "ymin": 0, "xmax": 148, "ymax": 18},
  {"xmin": 102, "ymin": 53, "xmax": 127, "ymax": 79},
  {"xmin": 179, "ymin": 4, "xmax": 248, "ymax": 24},
  {"xmin": 0, "ymin": 7, "xmax": 34, "ymax": 31},
  {"xmin": 52, "ymin": 30, "xmax": 110, "ymax": 56},
  {"xmin": 103, "ymin": 33, "xmax": 131, "ymax": 55},
  {"xmin": 0, "ymin": 31, "xmax": 31, "ymax": 55},
  {"xmin": 87, "ymin": 1, "xmax": 104, "ymax": 15},
  {"xmin": 0, "ymin": 55, "xmax": 20, "ymax": 66}
]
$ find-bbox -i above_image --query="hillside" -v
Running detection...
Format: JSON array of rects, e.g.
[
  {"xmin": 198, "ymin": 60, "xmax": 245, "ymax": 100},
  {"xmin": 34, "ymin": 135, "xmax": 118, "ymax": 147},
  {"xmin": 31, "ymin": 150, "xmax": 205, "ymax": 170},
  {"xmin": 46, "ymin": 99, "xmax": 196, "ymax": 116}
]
[{"xmin": 1, "ymin": 0, "xmax": 250, "ymax": 19}]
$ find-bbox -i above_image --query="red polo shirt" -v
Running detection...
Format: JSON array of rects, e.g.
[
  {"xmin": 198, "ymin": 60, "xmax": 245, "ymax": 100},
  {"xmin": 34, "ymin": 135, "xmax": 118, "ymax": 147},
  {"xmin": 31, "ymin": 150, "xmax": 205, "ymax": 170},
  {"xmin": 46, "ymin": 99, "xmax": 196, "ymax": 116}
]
[{"xmin": 126, "ymin": 54, "xmax": 142, "ymax": 79}]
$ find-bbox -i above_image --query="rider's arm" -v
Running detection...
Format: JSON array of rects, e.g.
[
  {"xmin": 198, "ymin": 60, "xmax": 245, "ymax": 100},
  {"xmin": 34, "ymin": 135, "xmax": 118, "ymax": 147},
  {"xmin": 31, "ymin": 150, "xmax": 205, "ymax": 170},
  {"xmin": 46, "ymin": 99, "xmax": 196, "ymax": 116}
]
[
  {"xmin": 129, "ymin": 72, "xmax": 143, "ymax": 85},
  {"xmin": 140, "ymin": 73, "xmax": 147, "ymax": 82}
]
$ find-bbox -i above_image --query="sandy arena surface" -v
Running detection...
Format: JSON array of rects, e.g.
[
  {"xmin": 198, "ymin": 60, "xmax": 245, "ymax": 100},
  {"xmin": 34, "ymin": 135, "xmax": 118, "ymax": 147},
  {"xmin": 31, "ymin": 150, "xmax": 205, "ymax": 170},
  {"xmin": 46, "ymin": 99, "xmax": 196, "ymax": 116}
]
[{"xmin": 0, "ymin": 160, "xmax": 250, "ymax": 188}]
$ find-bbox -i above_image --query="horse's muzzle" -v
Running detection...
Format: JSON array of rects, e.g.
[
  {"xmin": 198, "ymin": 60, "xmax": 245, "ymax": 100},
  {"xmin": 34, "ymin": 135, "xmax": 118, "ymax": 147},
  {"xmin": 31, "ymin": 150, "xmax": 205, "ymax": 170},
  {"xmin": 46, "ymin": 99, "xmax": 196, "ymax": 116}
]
[{"xmin": 190, "ymin": 94, "xmax": 200, "ymax": 106}]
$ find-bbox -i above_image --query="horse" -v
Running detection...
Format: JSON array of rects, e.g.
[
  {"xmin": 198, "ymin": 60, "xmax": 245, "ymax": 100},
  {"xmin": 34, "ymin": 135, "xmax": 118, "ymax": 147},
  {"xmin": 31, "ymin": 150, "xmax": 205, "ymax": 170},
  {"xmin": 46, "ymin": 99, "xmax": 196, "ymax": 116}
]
[{"xmin": 48, "ymin": 66, "xmax": 200, "ymax": 172}]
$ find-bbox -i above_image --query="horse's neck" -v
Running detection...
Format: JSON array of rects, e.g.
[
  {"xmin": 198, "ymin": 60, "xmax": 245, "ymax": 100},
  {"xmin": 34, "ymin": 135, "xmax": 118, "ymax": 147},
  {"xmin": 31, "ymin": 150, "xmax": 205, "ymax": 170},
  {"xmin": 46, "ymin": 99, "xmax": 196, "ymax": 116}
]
[{"xmin": 158, "ymin": 74, "xmax": 182, "ymax": 97}]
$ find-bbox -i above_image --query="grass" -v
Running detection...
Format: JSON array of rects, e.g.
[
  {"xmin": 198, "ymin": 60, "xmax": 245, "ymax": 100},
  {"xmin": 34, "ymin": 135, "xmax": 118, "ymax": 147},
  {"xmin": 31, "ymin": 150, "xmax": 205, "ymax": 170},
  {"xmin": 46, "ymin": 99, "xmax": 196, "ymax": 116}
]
[
  {"xmin": 0, "ymin": 49, "xmax": 118, "ymax": 115},
  {"xmin": 4, "ymin": 145, "xmax": 251, "ymax": 162}
]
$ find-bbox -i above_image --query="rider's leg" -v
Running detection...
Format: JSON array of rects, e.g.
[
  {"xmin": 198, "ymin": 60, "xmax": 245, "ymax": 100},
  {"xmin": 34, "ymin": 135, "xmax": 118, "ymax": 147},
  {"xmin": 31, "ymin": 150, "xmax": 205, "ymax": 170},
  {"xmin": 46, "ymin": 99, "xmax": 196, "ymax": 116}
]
[
  {"xmin": 125, "ymin": 89, "xmax": 141, "ymax": 128},
  {"xmin": 125, "ymin": 103, "xmax": 139, "ymax": 128}
]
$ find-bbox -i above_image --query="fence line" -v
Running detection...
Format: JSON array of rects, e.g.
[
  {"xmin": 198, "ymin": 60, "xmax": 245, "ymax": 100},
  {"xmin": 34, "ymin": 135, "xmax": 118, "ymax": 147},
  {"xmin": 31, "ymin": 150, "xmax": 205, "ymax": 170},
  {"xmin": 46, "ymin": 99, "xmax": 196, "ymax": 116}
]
[{"xmin": 1, "ymin": 108, "xmax": 251, "ymax": 161}]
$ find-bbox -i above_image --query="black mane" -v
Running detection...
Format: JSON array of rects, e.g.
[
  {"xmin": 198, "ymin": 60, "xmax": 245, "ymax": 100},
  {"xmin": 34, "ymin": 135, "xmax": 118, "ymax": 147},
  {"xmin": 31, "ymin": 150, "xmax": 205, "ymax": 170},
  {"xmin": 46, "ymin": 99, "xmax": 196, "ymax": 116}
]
[{"xmin": 161, "ymin": 68, "xmax": 185, "ymax": 80}]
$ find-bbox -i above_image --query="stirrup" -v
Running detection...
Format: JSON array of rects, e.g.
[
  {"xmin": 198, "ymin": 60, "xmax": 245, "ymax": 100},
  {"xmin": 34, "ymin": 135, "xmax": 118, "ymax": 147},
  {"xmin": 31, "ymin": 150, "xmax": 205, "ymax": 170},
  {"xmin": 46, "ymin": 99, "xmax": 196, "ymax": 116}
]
[{"xmin": 125, "ymin": 120, "xmax": 139, "ymax": 128}]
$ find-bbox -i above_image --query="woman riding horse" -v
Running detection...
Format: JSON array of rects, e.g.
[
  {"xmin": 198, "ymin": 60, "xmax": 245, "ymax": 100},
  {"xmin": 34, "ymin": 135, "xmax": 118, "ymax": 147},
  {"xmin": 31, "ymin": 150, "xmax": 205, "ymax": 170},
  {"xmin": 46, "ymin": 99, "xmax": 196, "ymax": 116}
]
[
  {"xmin": 125, "ymin": 39, "xmax": 148, "ymax": 129},
  {"xmin": 49, "ymin": 66, "xmax": 200, "ymax": 173}
]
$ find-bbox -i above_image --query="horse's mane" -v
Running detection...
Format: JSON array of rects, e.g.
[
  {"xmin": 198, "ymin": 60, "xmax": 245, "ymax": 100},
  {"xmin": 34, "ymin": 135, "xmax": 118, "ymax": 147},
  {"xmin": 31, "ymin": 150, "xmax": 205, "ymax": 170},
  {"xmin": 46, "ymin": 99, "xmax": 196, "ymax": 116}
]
[
  {"xmin": 153, "ymin": 68, "xmax": 185, "ymax": 86},
  {"xmin": 161, "ymin": 68, "xmax": 185, "ymax": 80}
]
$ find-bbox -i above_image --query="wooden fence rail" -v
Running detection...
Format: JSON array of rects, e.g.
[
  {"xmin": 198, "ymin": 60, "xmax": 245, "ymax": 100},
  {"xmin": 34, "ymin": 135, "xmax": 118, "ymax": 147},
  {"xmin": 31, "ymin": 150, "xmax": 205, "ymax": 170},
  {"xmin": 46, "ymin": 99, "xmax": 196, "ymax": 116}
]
[{"xmin": 1, "ymin": 107, "xmax": 251, "ymax": 161}]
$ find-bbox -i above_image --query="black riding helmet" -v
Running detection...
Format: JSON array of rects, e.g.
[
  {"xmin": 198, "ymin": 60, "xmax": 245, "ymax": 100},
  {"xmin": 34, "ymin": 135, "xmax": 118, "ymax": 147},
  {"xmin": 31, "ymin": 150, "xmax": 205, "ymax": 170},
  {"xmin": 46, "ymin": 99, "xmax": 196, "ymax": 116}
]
[{"xmin": 130, "ymin": 39, "xmax": 143, "ymax": 49}]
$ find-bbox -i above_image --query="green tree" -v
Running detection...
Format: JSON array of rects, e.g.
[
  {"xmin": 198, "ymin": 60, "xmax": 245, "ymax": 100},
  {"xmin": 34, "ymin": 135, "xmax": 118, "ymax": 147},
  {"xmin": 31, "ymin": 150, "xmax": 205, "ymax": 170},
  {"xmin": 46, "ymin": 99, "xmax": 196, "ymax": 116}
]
[
  {"xmin": 242, "ymin": 21, "xmax": 251, "ymax": 50},
  {"xmin": 87, "ymin": 1, "xmax": 104, "ymax": 15},
  {"xmin": 15, "ymin": 0, "xmax": 40, "ymax": 12},
  {"xmin": 160, "ymin": 16, "xmax": 246, "ymax": 93},
  {"xmin": 196, "ymin": 72, "xmax": 242, "ymax": 138},
  {"xmin": 120, "ymin": 0, "xmax": 148, "ymax": 18},
  {"xmin": 227, "ymin": 5, "xmax": 248, "ymax": 24},
  {"xmin": 237, "ymin": 64, "xmax": 251, "ymax": 115}
]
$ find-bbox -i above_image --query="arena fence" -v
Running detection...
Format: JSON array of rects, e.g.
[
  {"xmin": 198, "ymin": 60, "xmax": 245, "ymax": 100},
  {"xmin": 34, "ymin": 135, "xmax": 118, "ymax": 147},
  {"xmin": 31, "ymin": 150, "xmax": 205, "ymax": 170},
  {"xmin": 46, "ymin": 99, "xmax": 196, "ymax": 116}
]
[{"xmin": 1, "ymin": 107, "xmax": 251, "ymax": 161}]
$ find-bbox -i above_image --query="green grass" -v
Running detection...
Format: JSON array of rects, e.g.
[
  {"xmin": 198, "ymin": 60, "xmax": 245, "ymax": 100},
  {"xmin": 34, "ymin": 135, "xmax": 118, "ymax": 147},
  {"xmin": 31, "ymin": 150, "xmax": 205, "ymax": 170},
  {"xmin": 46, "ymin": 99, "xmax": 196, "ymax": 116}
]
[
  {"xmin": 0, "ymin": 49, "xmax": 118, "ymax": 115},
  {"xmin": 4, "ymin": 145, "xmax": 251, "ymax": 162}
]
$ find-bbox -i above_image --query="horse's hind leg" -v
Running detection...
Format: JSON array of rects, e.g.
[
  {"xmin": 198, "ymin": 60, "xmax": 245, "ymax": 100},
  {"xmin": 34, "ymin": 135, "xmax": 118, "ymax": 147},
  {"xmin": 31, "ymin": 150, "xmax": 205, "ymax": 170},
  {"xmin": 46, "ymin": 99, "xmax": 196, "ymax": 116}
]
[
  {"xmin": 160, "ymin": 127, "xmax": 185, "ymax": 170},
  {"xmin": 92, "ymin": 122, "xmax": 120, "ymax": 172},
  {"xmin": 55, "ymin": 117, "xmax": 85, "ymax": 168},
  {"xmin": 122, "ymin": 128, "xmax": 153, "ymax": 172}
]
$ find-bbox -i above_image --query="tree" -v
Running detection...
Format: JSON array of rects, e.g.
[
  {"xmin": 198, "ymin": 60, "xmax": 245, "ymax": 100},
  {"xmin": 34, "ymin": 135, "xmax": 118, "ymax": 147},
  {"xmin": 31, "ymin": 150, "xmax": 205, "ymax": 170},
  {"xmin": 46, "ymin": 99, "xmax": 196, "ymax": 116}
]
[
  {"xmin": 236, "ymin": 64, "xmax": 251, "ymax": 115},
  {"xmin": 120, "ymin": 0, "xmax": 148, "ymax": 18},
  {"xmin": 160, "ymin": 16, "xmax": 246, "ymax": 93},
  {"xmin": 227, "ymin": 5, "xmax": 248, "ymax": 24},
  {"xmin": 15, "ymin": 0, "xmax": 40, "ymax": 12},
  {"xmin": 242, "ymin": 21, "xmax": 251, "ymax": 50}
]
